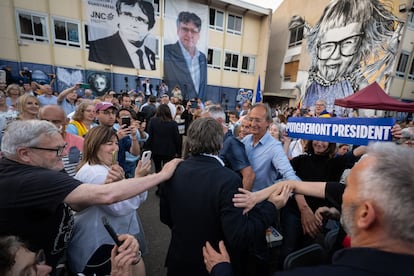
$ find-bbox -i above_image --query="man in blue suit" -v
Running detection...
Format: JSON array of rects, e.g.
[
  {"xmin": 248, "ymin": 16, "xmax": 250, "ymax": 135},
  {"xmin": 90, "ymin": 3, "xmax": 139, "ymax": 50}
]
[
  {"xmin": 164, "ymin": 11, "xmax": 207, "ymax": 101},
  {"xmin": 89, "ymin": 0, "xmax": 156, "ymax": 70}
]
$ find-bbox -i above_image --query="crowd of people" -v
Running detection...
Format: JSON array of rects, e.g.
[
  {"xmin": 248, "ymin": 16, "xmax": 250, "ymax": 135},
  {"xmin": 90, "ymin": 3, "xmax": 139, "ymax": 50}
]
[{"xmin": 0, "ymin": 78, "xmax": 413, "ymax": 276}]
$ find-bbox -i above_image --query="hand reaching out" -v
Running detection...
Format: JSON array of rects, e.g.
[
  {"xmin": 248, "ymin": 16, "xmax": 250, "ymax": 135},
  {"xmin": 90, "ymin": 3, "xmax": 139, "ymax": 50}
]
[
  {"xmin": 267, "ymin": 184, "xmax": 292, "ymax": 209},
  {"xmin": 233, "ymin": 188, "xmax": 258, "ymax": 215},
  {"xmin": 202, "ymin": 241, "xmax": 230, "ymax": 273}
]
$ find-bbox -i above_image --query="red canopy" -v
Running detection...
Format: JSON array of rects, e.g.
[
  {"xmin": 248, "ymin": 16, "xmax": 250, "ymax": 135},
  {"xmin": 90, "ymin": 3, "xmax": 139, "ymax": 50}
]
[{"xmin": 334, "ymin": 82, "xmax": 414, "ymax": 112}]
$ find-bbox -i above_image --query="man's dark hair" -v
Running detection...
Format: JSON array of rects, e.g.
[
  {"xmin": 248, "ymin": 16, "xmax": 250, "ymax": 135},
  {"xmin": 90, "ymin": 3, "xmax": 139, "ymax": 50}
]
[
  {"xmin": 176, "ymin": 11, "xmax": 202, "ymax": 30},
  {"xmin": 120, "ymin": 93, "xmax": 131, "ymax": 103},
  {"xmin": 187, "ymin": 117, "xmax": 223, "ymax": 155},
  {"xmin": 116, "ymin": 0, "xmax": 155, "ymax": 30},
  {"xmin": 116, "ymin": 107, "xmax": 136, "ymax": 119},
  {"xmin": 149, "ymin": 95, "xmax": 157, "ymax": 103}
]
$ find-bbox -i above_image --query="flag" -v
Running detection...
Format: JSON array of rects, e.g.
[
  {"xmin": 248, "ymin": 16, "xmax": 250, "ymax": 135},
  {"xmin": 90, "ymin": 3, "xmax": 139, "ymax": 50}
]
[{"xmin": 254, "ymin": 75, "xmax": 262, "ymax": 104}]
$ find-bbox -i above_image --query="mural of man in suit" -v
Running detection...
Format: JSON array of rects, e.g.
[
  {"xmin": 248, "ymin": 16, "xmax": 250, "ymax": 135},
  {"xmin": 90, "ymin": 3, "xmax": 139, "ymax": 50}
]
[
  {"xmin": 89, "ymin": 0, "xmax": 156, "ymax": 70},
  {"xmin": 164, "ymin": 11, "xmax": 207, "ymax": 101}
]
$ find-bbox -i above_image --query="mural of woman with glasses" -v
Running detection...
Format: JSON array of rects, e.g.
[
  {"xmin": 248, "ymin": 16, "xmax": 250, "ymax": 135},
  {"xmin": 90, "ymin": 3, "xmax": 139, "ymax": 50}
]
[
  {"xmin": 303, "ymin": 0, "xmax": 401, "ymax": 116},
  {"xmin": 88, "ymin": 0, "xmax": 156, "ymax": 70}
]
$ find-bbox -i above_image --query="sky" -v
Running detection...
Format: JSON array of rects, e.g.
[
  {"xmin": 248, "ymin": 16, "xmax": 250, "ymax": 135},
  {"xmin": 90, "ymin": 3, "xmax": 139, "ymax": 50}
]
[{"xmin": 242, "ymin": 0, "xmax": 284, "ymax": 11}]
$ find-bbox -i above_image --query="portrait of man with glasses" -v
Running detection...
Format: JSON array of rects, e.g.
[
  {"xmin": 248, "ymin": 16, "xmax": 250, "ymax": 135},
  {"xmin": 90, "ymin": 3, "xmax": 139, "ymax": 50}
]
[
  {"xmin": 164, "ymin": 11, "xmax": 207, "ymax": 101},
  {"xmin": 88, "ymin": 0, "xmax": 156, "ymax": 70},
  {"xmin": 302, "ymin": 0, "xmax": 400, "ymax": 116}
]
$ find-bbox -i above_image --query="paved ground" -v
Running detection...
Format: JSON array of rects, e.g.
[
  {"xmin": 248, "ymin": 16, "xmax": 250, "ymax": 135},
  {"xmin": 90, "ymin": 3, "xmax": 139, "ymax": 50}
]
[{"xmin": 138, "ymin": 186, "xmax": 170, "ymax": 276}]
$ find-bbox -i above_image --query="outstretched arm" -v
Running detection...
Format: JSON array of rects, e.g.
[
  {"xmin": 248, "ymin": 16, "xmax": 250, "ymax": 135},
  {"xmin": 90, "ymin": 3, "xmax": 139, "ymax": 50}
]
[
  {"xmin": 233, "ymin": 180, "xmax": 327, "ymax": 214},
  {"xmin": 65, "ymin": 158, "xmax": 182, "ymax": 211}
]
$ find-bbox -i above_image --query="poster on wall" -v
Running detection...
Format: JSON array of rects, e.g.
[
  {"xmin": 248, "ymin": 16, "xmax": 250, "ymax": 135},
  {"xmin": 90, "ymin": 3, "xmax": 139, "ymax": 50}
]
[
  {"xmin": 56, "ymin": 67, "xmax": 83, "ymax": 93},
  {"xmin": 86, "ymin": 71, "xmax": 111, "ymax": 96},
  {"xmin": 299, "ymin": 0, "xmax": 402, "ymax": 116},
  {"xmin": 85, "ymin": 0, "xmax": 157, "ymax": 70},
  {"xmin": 163, "ymin": 0, "xmax": 208, "ymax": 101}
]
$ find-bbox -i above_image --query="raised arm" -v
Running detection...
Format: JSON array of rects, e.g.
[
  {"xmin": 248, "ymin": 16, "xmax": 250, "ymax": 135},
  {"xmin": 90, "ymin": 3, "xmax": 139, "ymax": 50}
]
[{"xmin": 57, "ymin": 84, "xmax": 79, "ymax": 103}]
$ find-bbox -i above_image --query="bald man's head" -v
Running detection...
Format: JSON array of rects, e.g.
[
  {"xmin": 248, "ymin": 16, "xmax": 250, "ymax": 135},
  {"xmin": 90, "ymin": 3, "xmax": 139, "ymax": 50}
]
[{"xmin": 39, "ymin": 105, "xmax": 68, "ymax": 133}]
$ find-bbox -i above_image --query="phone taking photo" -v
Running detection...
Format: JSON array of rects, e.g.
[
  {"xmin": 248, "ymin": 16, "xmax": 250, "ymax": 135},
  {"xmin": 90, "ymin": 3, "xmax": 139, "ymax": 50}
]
[
  {"xmin": 102, "ymin": 216, "xmax": 122, "ymax": 246},
  {"xmin": 79, "ymin": 83, "xmax": 90, "ymax": 89},
  {"xmin": 121, "ymin": 116, "xmax": 131, "ymax": 128},
  {"xmin": 190, "ymin": 100, "xmax": 198, "ymax": 109},
  {"xmin": 141, "ymin": 150, "xmax": 151, "ymax": 164}
]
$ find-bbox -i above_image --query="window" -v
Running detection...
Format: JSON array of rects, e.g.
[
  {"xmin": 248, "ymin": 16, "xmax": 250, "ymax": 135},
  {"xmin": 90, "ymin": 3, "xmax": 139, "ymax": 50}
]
[
  {"xmin": 396, "ymin": 52, "xmax": 409, "ymax": 77},
  {"xmin": 209, "ymin": 8, "xmax": 224, "ymax": 31},
  {"xmin": 408, "ymin": 57, "xmax": 414, "ymax": 80},
  {"xmin": 241, "ymin": 56, "xmax": 255, "ymax": 74},
  {"xmin": 284, "ymin": 61, "xmax": 299, "ymax": 82},
  {"xmin": 227, "ymin": 14, "xmax": 242, "ymax": 35},
  {"xmin": 53, "ymin": 18, "xmax": 81, "ymax": 47},
  {"xmin": 17, "ymin": 10, "xmax": 49, "ymax": 42},
  {"xmin": 83, "ymin": 24, "xmax": 90, "ymax": 49},
  {"xmin": 288, "ymin": 25, "xmax": 304, "ymax": 48},
  {"xmin": 408, "ymin": 11, "xmax": 414, "ymax": 29},
  {"xmin": 207, "ymin": 48, "xmax": 221, "ymax": 69},
  {"xmin": 224, "ymin": 52, "xmax": 239, "ymax": 72}
]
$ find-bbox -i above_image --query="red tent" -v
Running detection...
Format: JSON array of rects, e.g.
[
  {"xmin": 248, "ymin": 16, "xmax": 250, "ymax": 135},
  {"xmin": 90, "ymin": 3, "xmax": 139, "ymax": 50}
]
[{"xmin": 334, "ymin": 82, "xmax": 414, "ymax": 112}]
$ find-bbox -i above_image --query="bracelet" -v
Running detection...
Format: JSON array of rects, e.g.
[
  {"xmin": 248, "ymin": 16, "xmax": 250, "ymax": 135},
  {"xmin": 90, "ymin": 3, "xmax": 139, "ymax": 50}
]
[{"xmin": 132, "ymin": 250, "xmax": 142, "ymax": 265}]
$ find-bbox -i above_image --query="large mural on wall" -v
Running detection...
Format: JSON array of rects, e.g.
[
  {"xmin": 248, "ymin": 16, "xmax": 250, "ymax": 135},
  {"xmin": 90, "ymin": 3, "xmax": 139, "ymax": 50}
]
[
  {"xmin": 163, "ymin": 0, "xmax": 208, "ymax": 101},
  {"xmin": 85, "ymin": 0, "xmax": 157, "ymax": 70},
  {"xmin": 301, "ymin": 0, "xmax": 402, "ymax": 116},
  {"xmin": 56, "ymin": 67, "xmax": 83, "ymax": 92}
]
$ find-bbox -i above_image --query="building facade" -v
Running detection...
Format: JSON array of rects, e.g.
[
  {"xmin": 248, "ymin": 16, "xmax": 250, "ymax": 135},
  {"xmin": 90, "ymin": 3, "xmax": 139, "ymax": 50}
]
[{"xmin": 0, "ymin": 0, "xmax": 271, "ymax": 109}]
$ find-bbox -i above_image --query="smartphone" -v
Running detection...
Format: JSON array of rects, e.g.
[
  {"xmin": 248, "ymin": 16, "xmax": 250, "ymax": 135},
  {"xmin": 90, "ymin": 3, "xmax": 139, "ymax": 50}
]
[
  {"xmin": 79, "ymin": 83, "xmax": 90, "ymax": 89},
  {"xmin": 102, "ymin": 216, "xmax": 122, "ymax": 246},
  {"xmin": 190, "ymin": 100, "xmax": 198, "ymax": 109},
  {"xmin": 142, "ymin": 150, "xmax": 152, "ymax": 164},
  {"xmin": 121, "ymin": 116, "xmax": 131, "ymax": 128},
  {"xmin": 112, "ymin": 151, "xmax": 118, "ymax": 165}
]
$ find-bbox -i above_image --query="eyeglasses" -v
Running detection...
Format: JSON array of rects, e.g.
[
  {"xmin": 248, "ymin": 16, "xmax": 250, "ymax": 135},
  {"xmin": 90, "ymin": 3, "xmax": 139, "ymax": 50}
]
[
  {"xmin": 248, "ymin": 117, "xmax": 265, "ymax": 123},
  {"xmin": 29, "ymin": 143, "xmax": 67, "ymax": 156},
  {"xmin": 101, "ymin": 110, "xmax": 116, "ymax": 115},
  {"xmin": 120, "ymin": 11, "xmax": 149, "ymax": 25},
  {"xmin": 179, "ymin": 26, "xmax": 200, "ymax": 34},
  {"xmin": 317, "ymin": 33, "xmax": 363, "ymax": 60}
]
